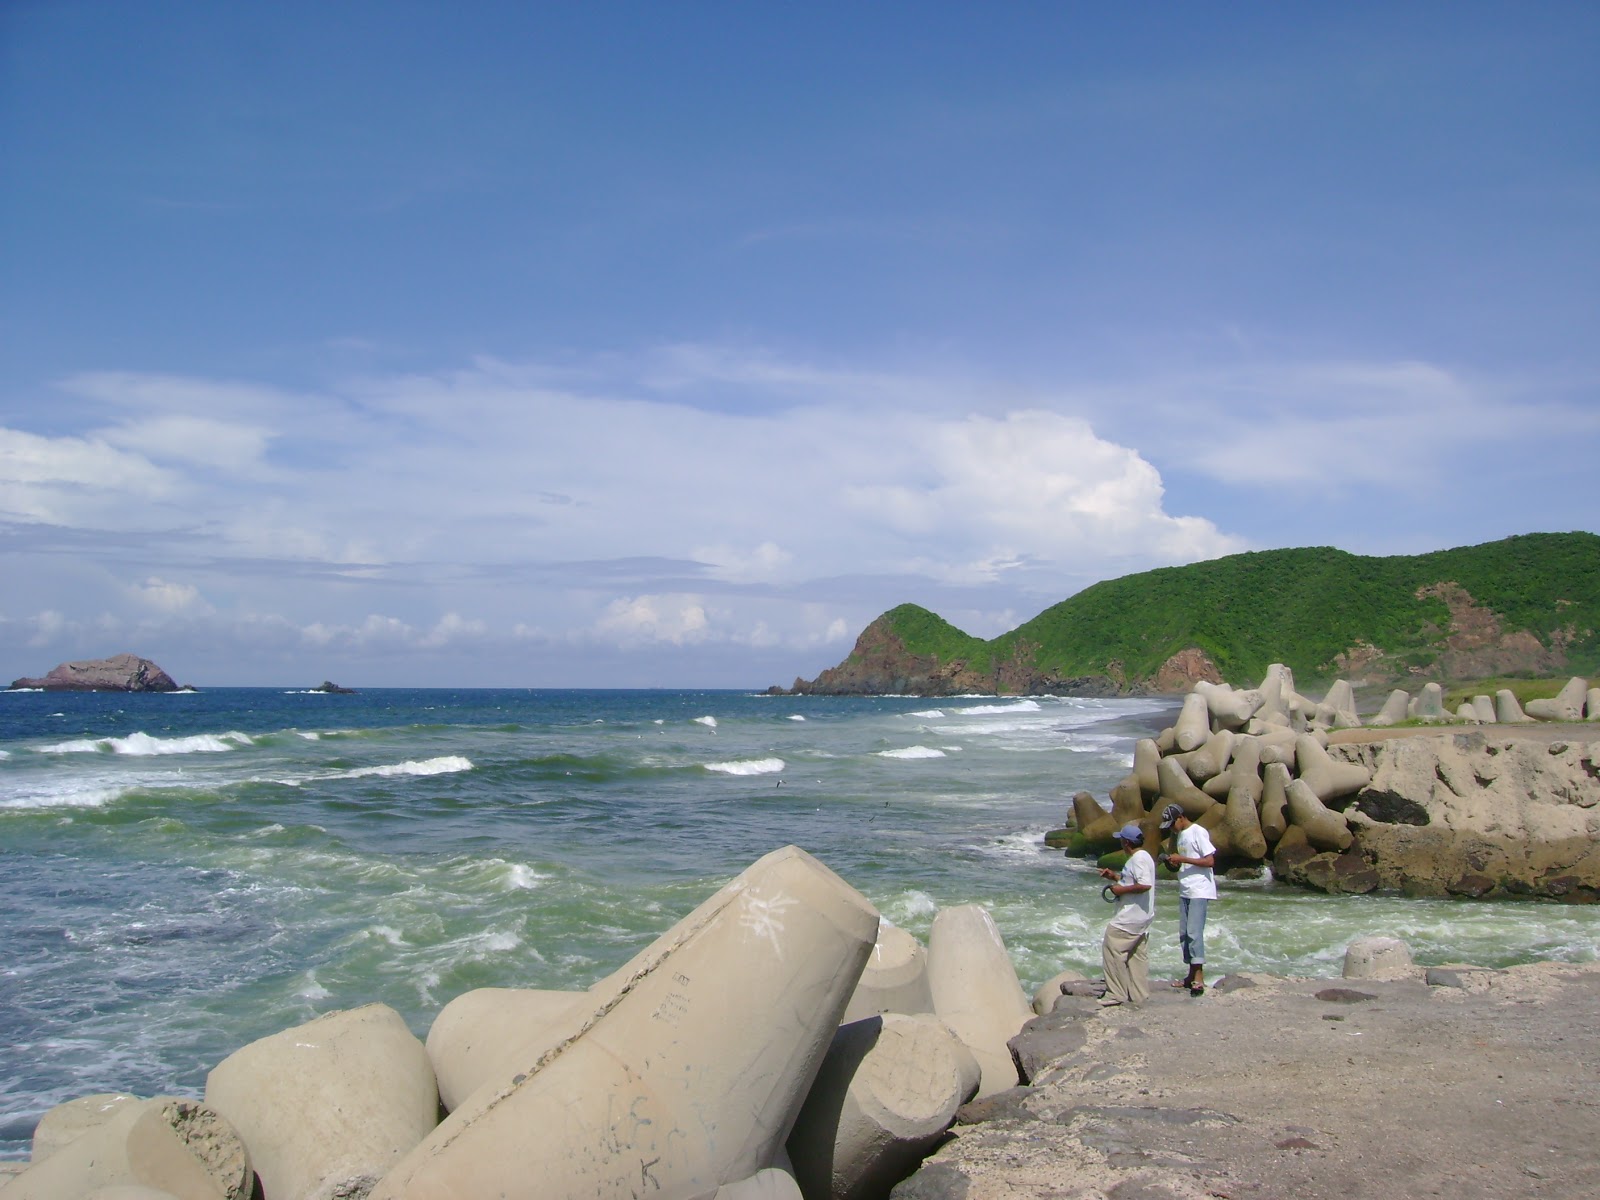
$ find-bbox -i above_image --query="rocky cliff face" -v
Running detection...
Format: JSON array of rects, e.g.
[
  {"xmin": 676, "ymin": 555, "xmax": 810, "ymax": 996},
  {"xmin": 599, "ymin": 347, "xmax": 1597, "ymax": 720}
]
[{"xmin": 10, "ymin": 653, "xmax": 181, "ymax": 692}]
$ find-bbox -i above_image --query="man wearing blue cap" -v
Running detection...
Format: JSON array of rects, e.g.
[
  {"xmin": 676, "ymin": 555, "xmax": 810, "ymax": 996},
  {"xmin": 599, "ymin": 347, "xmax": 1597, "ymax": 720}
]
[{"xmin": 1096, "ymin": 822, "xmax": 1155, "ymax": 1007}]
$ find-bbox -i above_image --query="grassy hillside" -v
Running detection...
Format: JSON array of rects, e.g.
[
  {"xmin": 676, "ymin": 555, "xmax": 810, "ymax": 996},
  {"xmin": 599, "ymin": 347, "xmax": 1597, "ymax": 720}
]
[
  {"xmin": 1007, "ymin": 532, "xmax": 1600, "ymax": 685},
  {"xmin": 866, "ymin": 532, "xmax": 1600, "ymax": 689},
  {"xmin": 876, "ymin": 603, "xmax": 997, "ymax": 673}
]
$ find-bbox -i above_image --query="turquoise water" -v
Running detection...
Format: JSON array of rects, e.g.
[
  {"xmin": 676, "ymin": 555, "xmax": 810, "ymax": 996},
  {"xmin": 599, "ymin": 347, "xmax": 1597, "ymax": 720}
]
[{"xmin": 3, "ymin": 686, "xmax": 1597, "ymax": 1160}]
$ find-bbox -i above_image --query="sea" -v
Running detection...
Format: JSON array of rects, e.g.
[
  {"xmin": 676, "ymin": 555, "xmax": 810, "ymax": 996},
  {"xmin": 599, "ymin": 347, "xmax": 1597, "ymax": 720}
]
[{"xmin": 4, "ymin": 685, "xmax": 1599, "ymax": 1160}]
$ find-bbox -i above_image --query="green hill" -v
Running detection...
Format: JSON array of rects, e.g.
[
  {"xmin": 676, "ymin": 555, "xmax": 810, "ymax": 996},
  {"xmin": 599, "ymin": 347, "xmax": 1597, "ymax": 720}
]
[{"xmin": 790, "ymin": 532, "xmax": 1600, "ymax": 696}]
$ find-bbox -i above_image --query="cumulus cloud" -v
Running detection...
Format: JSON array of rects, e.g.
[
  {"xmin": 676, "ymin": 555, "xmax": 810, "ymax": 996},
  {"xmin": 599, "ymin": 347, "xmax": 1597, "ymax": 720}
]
[
  {"xmin": 595, "ymin": 594, "xmax": 713, "ymax": 645},
  {"xmin": 130, "ymin": 577, "xmax": 209, "ymax": 614}
]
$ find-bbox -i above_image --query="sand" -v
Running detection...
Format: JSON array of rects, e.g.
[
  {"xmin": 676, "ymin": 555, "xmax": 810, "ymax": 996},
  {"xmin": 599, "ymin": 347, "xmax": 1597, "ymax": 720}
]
[{"xmin": 896, "ymin": 960, "xmax": 1600, "ymax": 1199}]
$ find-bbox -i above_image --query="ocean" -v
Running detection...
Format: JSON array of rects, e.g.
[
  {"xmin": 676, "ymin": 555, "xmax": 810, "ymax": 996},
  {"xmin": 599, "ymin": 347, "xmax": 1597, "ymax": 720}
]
[{"xmin": 3, "ymin": 685, "xmax": 1598, "ymax": 1161}]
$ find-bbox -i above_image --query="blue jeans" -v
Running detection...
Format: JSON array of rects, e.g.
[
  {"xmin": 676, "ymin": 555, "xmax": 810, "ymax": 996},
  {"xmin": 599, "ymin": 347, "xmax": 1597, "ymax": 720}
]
[{"xmin": 1178, "ymin": 896, "xmax": 1209, "ymax": 966}]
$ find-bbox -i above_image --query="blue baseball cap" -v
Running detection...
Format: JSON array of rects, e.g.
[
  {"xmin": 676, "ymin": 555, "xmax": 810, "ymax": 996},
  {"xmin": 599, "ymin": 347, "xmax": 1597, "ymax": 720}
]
[{"xmin": 1117, "ymin": 823, "xmax": 1144, "ymax": 845}]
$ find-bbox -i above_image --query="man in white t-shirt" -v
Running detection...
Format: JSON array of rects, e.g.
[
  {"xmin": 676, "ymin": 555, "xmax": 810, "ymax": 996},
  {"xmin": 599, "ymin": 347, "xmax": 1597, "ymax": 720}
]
[
  {"xmin": 1160, "ymin": 803, "xmax": 1218, "ymax": 995},
  {"xmin": 1096, "ymin": 823, "xmax": 1155, "ymax": 1007}
]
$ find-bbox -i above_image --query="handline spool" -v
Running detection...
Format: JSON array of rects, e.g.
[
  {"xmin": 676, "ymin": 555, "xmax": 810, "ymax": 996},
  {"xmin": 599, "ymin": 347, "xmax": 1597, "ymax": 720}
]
[{"xmin": 1101, "ymin": 884, "xmax": 1117, "ymax": 904}]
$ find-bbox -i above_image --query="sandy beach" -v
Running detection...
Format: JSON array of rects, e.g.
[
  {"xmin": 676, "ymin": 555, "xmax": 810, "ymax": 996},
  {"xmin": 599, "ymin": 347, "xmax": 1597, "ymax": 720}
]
[{"xmin": 899, "ymin": 960, "xmax": 1600, "ymax": 1199}]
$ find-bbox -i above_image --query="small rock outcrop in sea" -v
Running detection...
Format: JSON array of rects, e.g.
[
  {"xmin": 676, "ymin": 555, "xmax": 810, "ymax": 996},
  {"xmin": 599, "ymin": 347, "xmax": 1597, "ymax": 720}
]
[
  {"xmin": 311, "ymin": 680, "xmax": 358, "ymax": 694},
  {"xmin": 1054, "ymin": 668, "xmax": 1600, "ymax": 903},
  {"xmin": 8, "ymin": 653, "xmax": 180, "ymax": 692},
  {"xmin": 6, "ymin": 847, "xmax": 1041, "ymax": 1200}
]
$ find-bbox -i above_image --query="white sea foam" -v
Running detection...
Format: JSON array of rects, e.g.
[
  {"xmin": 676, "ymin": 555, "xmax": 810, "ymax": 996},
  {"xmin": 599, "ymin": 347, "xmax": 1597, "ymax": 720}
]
[
  {"xmin": 504, "ymin": 863, "xmax": 545, "ymax": 890},
  {"xmin": 954, "ymin": 700, "xmax": 1042, "ymax": 716},
  {"xmin": 295, "ymin": 972, "xmax": 331, "ymax": 1001},
  {"xmin": 694, "ymin": 715, "xmax": 718, "ymax": 728},
  {"xmin": 705, "ymin": 757, "xmax": 785, "ymax": 775},
  {"xmin": 329, "ymin": 756, "xmax": 474, "ymax": 780},
  {"xmin": 907, "ymin": 709, "xmax": 944, "ymax": 719},
  {"xmin": 0, "ymin": 782, "xmax": 124, "ymax": 810},
  {"xmin": 788, "ymin": 714, "xmax": 806, "ymax": 721},
  {"xmin": 878, "ymin": 746, "xmax": 946, "ymax": 759},
  {"xmin": 39, "ymin": 731, "xmax": 252, "ymax": 756},
  {"xmin": 0, "ymin": 749, "xmax": 9, "ymax": 759}
]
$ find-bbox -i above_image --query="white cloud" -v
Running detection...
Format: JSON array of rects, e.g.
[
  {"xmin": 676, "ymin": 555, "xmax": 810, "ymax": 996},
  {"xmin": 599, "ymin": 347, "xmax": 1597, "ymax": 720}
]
[
  {"xmin": 130, "ymin": 577, "xmax": 209, "ymax": 614},
  {"xmin": 1103, "ymin": 358, "xmax": 1598, "ymax": 493},
  {"xmin": 595, "ymin": 594, "xmax": 712, "ymax": 645},
  {"xmin": 0, "ymin": 428, "xmax": 176, "ymax": 524},
  {"xmin": 692, "ymin": 541, "xmax": 795, "ymax": 584},
  {"xmin": 101, "ymin": 414, "xmax": 274, "ymax": 474},
  {"xmin": 20, "ymin": 343, "xmax": 1574, "ymax": 684}
]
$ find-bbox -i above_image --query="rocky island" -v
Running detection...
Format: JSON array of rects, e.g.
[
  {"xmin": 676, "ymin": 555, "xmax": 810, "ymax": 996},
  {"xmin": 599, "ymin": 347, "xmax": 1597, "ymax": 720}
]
[{"xmin": 8, "ymin": 653, "xmax": 181, "ymax": 692}]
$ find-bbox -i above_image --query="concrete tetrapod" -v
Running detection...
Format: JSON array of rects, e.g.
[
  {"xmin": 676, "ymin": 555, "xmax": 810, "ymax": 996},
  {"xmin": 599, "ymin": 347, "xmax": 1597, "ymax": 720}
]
[
  {"xmin": 1156, "ymin": 756, "xmax": 1217, "ymax": 819},
  {"xmin": 370, "ymin": 846, "xmax": 879, "ymax": 1200},
  {"xmin": 205, "ymin": 1003, "xmax": 437, "ymax": 1200},
  {"xmin": 841, "ymin": 923, "xmax": 934, "ymax": 1023},
  {"xmin": 1409, "ymin": 682, "xmax": 1448, "ymax": 721},
  {"xmin": 925, "ymin": 904, "xmax": 1032, "ymax": 1099},
  {"xmin": 1173, "ymin": 729, "xmax": 1235, "ymax": 784},
  {"xmin": 1132, "ymin": 738, "xmax": 1162, "ymax": 798},
  {"xmin": 1526, "ymin": 677, "xmax": 1589, "ymax": 722},
  {"xmin": 1031, "ymin": 970, "xmax": 1088, "ymax": 1017},
  {"xmin": 4, "ymin": 1097, "xmax": 251, "ymax": 1200},
  {"xmin": 1294, "ymin": 734, "xmax": 1371, "ymax": 802},
  {"xmin": 1194, "ymin": 680, "xmax": 1264, "ymax": 730},
  {"xmin": 1108, "ymin": 774, "xmax": 1147, "ymax": 827},
  {"xmin": 1283, "ymin": 779, "xmax": 1353, "ymax": 852},
  {"xmin": 1495, "ymin": 689, "xmax": 1534, "ymax": 724},
  {"xmin": 1472, "ymin": 695, "xmax": 1498, "ymax": 724},
  {"xmin": 1070, "ymin": 790, "xmax": 1118, "ymax": 845},
  {"xmin": 1259, "ymin": 762, "xmax": 1291, "ymax": 845},
  {"xmin": 29, "ymin": 1093, "xmax": 142, "ymax": 1163},
  {"xmin": 1221, "ymin": 737, "xmax": 1268, "ymax": 860},
  {"xmin": 1173, "ymin": 692, "xmax": 1211, "ymax": 752},
  {"xmin": 713, "ymin": 1168, "xmax": 805, "ymax": 1200},
  {"xmin": 1371, "ymin": 689, "xmax": 1410, "ymax": 727},
  {"xmin": 787, "ymin": 1013, "xmax": 975, "ymax": 1200},
  {"xmin": 425, "ymin": 988, "xmax": 586, "ymax": 1112},
  {"xmin": 1314, "ymin": 679, "xmax": 1361, "ymax": 729},
  {"xmin": 1589, "ymin": 688, "xmax": 1600, "ymax": 720}
]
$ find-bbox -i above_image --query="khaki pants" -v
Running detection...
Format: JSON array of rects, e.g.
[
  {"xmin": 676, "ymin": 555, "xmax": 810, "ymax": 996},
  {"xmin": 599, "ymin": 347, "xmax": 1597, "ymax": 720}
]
[{"xmin": 1102, "ymin": 922, "xmax": 1150, "ymax": 1006}]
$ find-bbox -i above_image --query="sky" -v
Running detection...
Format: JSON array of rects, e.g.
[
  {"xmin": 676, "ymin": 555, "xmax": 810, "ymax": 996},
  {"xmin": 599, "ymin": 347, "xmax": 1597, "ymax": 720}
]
[{"xmin": 2, "ymin": 2, "xmax": 1597, "ymax": 688}]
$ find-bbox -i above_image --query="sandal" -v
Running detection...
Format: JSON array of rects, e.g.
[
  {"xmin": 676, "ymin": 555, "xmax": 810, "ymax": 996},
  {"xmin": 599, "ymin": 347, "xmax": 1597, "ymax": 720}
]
[{"xmin": 1188, "ymin": 984, "xmax": 1206, "ymax": 996}]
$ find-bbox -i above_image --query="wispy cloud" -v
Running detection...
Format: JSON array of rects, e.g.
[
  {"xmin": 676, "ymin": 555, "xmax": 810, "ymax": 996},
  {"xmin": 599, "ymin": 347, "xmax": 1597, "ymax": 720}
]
[{"xmin": 3, "ymin": 343, "xmax": 1588, "ymax": 683}]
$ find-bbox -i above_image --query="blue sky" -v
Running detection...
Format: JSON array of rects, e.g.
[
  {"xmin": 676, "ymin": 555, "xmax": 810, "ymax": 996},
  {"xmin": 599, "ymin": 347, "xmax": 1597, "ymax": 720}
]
[{"xmin": 2, "ymin": 2, "xmax": 1596, "ymax": 687}]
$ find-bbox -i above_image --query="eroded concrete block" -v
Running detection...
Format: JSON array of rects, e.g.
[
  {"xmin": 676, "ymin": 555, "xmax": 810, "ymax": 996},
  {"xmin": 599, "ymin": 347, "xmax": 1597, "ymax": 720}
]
[
  {"xmin": 371, "ymin": 846, "xmax": 879, "ymax": 1200},
  {"xmin": 926, "ymin": 905, "xmax": 1031, "ymax": 1099},
  {"xmin": 787, "ymin": 1014, "xmax": 971, "ymax": 1200},
  {"xmin": 426, "ymin": 988, "xmax": 585, "ymax": 1112},
  {"xmin": 206, "ymin": 1003, "xmax": 439, "ymax": 1200},
  {"xmin": 5, "ymin": 1097, "xmax": 250, "ymax": 1200},
  {"xmin": 842, "ymin": 924, "xmax": 934, "ymax": 1023},
  {"xmin": 1342, "ymin": 936, "xmax": 1416, "ymax": 981}
]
